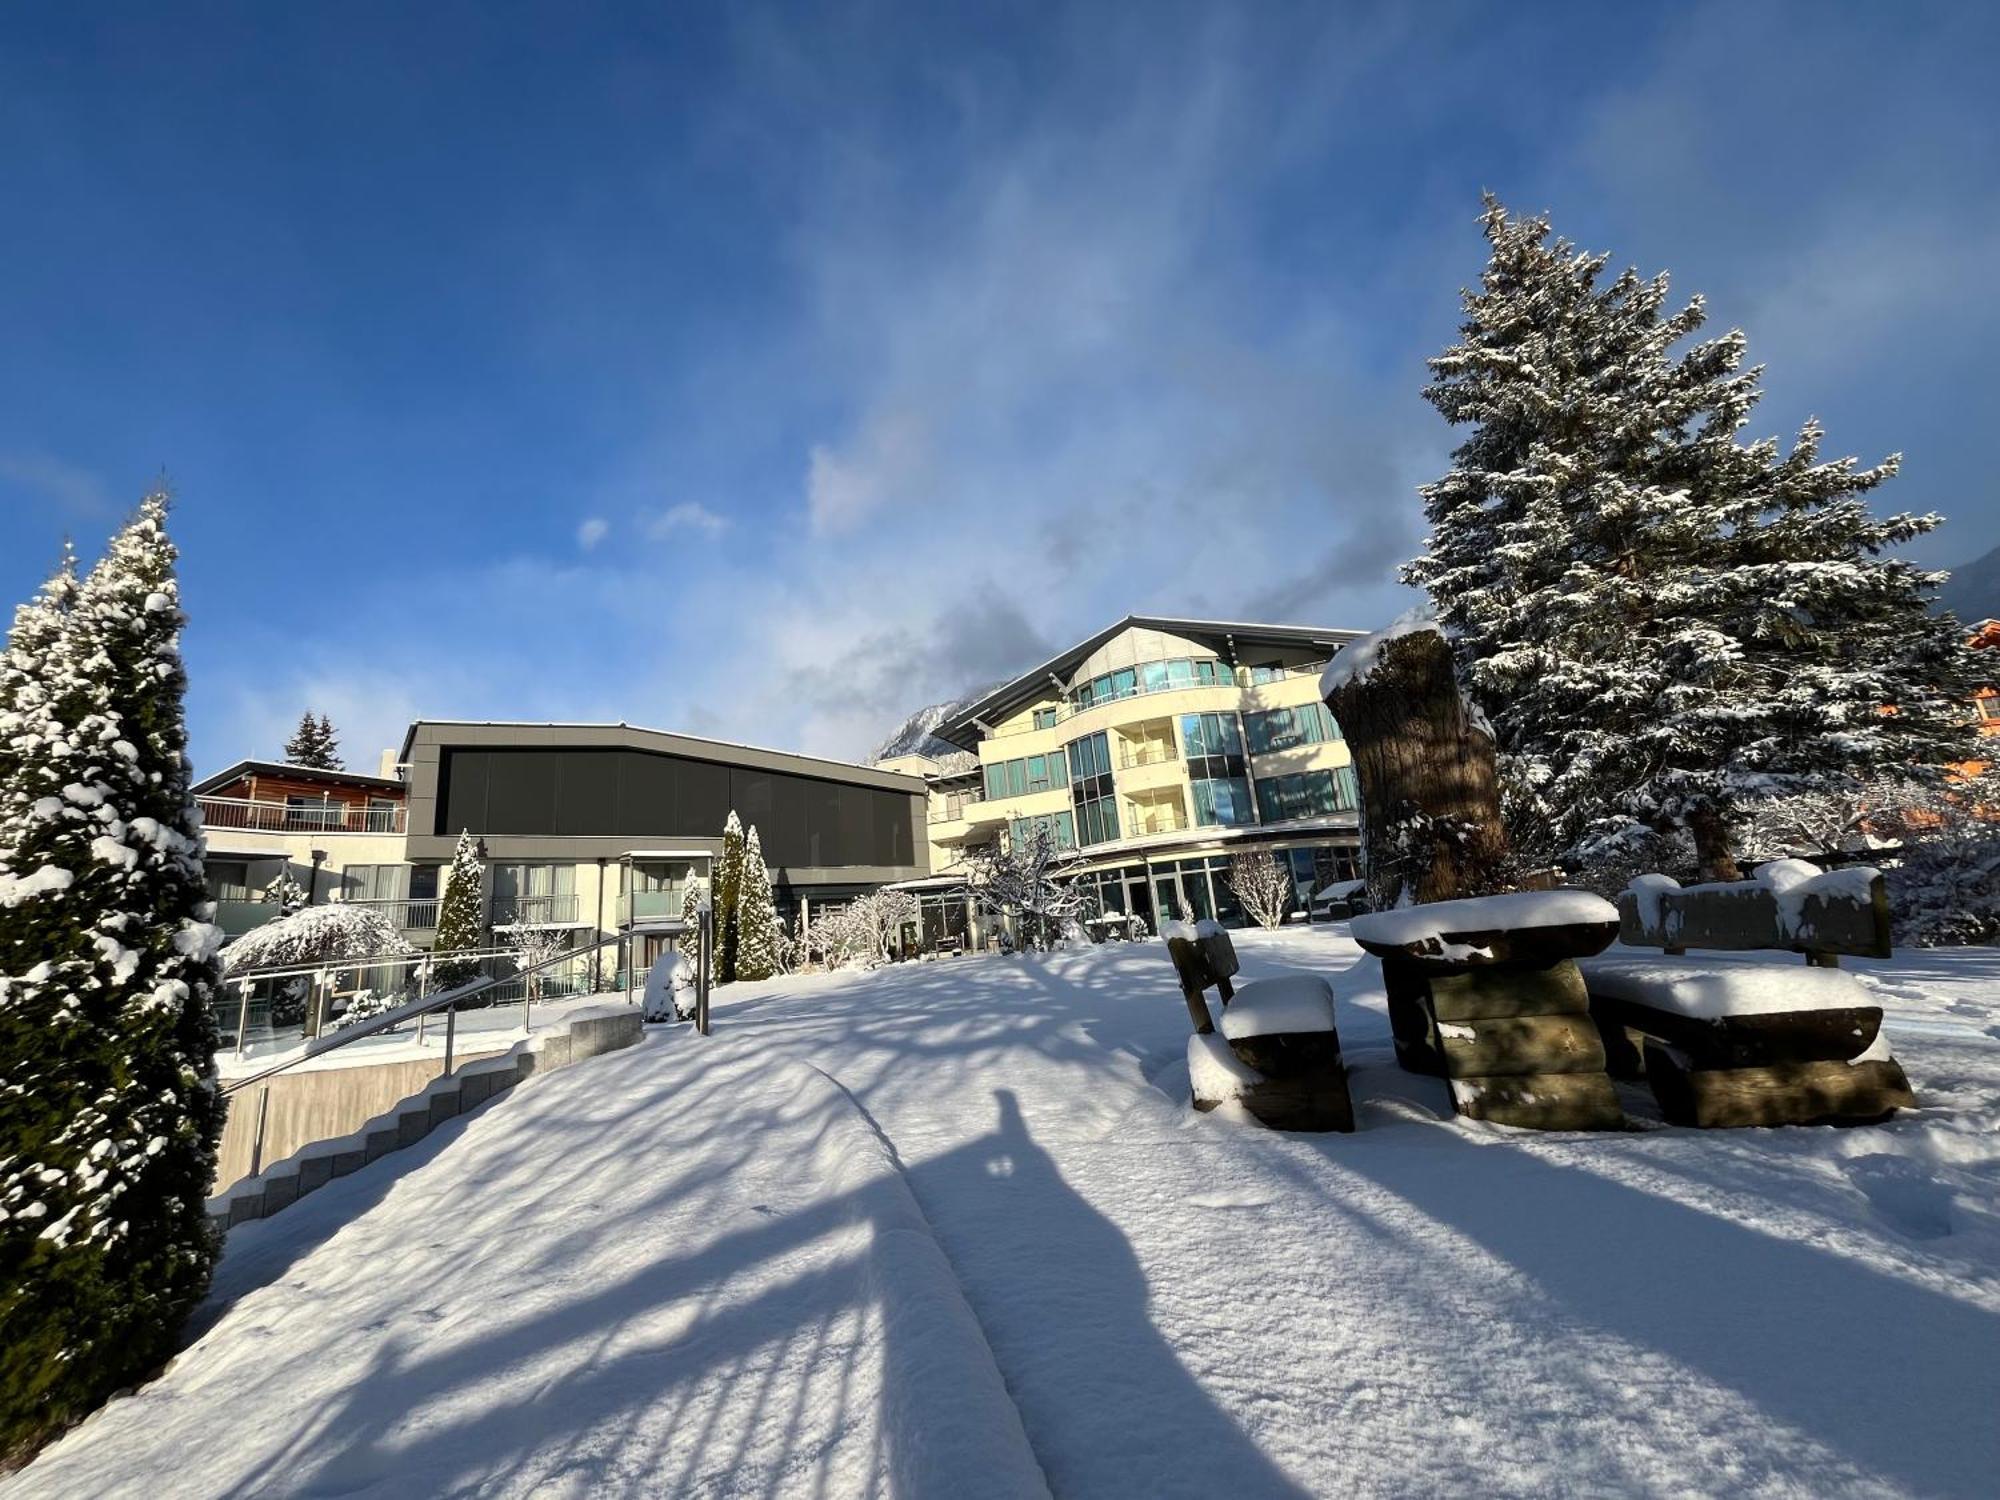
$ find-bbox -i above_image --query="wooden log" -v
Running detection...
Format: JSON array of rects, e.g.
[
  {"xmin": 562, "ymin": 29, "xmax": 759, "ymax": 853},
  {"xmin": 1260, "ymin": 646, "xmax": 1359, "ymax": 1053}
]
[
  {"xmin": 1388, "ymin": 957, "xmax": 1590, "ymax": 1021},
  {"xmin": 1228, "ymin": 1029, "xmax": 1344, "ymax": 1080},
  {"xmin": 1614, "ymin": 874, "xmax": 1891, "ymax": 960},
  {"xmin": 1435, "ymin": 1014, "xmax": 1607, "ymax": 1079},
  {"xmin": 1386, "ymin": 988, "xmax": 1446, "ymax": 1076},
  {"xmin": 1236, "ymin": 1070, "xmax": 1357, "ymax": 1133},
  {"xmin": 1643, "ymin": 1043, "xmax": 1916, "ymax": 1128},
  {"xmin": 1592, "ymin": 993, "xmax": 1882, "ymax": 1068},
  {"xmin": 1321, "ymin": 620, "xmax": 1511, "ymax": 911},
  {"xmin": 1449, "ymin": 1071, "xmax": 1624, "ymax": 1131}
]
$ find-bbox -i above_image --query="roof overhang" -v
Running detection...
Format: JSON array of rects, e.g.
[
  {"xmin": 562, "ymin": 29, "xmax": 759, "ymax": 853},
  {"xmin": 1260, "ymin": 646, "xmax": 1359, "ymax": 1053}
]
[
  {"xmin": 193, "ymin": 759, "xmax": 407, "ymax": 796},
  {"xmin": 934, "ymin": 616, "xmax": 1365, "ymax": 750}
]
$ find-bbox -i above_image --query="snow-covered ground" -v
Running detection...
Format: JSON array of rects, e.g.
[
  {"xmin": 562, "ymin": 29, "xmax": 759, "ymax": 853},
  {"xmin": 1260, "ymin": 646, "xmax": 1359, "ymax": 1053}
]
[{"xmin": 12, "ymin": 927, "xmax": 2000, "ymax": 1498}]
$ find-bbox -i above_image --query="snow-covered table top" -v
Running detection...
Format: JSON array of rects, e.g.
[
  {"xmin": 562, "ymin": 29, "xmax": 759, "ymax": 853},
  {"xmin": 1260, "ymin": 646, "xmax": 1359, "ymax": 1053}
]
[
  {"xmin": 1579, "ymin": 955, "xmax": 1876, "ymax": 1020},
  {"xmin": 1350, "ymin": 890, "xmax": 1619, "ymax": 963}
]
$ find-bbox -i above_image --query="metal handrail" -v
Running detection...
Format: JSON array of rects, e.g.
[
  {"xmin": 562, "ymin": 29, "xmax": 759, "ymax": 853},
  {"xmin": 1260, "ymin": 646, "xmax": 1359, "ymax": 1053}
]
[
  {"xmin": 220, "ymin": 931, "xmax": 624, "ymax": 1097},
  {"xmin": 221, "ymin": 942, "xmax": 517, "ymax": 985},
  {"xmin": 196, "ymin": 794, "xmax": 407, "ymax": 835}
]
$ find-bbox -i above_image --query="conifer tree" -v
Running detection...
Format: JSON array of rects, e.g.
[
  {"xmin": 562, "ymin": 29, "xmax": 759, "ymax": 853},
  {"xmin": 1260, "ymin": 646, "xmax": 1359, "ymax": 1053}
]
[
  {"xmin": 712, "ymin": 811, "xmax": 745, "ymax": 983},
  {"xmin": 315, "ymin": 712, "xmax": 343, "ymax": 771},
  {"xmin": 431, "ymin": 830, "xmax": 486, "ymax": 988},
  {"xmin": 0, "ymin": 542, "xmax": 79, "ymax": 796},
  {"xmin": 282, "ymin": 710, "xmax": 342, "ymax": 770},
  {"xmin": 676, "ymin": 876, "xmax": 706, "ymax": 965},
  {"xmin": 0, "ymin": 493, "xmax": 224, "ymax": 1460},
  {"xmin": 733, "ymin": 826, "xmax": 780, "ymax": 981},
  {"xmin": 1407, "ymin": 198, "xmax": 1979, "ymax": 879}
]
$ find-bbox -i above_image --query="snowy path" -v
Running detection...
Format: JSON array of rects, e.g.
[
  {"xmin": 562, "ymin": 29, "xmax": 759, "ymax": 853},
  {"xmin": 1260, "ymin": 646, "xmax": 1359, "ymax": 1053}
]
[{"xmin": 11, "ymin": 929, "xmax": 2000, "ymax": 1498}]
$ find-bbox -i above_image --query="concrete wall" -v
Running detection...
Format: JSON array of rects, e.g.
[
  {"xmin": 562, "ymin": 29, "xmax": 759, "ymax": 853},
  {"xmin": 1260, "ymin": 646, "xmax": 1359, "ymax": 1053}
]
[{"xmin": 216, "ymin": 1056, "xmax": 447, "ymax": 1193}]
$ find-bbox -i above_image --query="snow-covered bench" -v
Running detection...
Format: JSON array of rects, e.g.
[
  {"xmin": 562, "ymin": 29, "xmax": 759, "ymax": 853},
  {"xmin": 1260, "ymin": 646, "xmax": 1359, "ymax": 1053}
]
[
  {"xmin": 1586, "ymin": 864, "xmax": 1914, "ymax": 1126},
  {"xmin": 1349, "ymin": 891, "xmax": 1625, "ymax": 1131},
  {"xmin": 1167, "ymin": 920, "xmax": 1353, "ymax": 1133}
]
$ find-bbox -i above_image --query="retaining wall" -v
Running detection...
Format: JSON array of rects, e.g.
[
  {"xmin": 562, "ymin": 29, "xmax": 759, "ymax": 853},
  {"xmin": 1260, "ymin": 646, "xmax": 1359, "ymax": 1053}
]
[{"xmin": 207, "ymin": 1006, "xmax": 644, "ymax": 1235}]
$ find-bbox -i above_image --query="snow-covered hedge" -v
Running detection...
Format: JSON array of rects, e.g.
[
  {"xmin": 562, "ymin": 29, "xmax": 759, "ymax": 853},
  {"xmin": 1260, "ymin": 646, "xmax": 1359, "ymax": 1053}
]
[
  {"xmin": 1888, "ymin": 830, "xmax": 2000, "ymax": 947},
  {"xmin": 221, "ymin": 903, "xmax": 412, "ymax": 974}
]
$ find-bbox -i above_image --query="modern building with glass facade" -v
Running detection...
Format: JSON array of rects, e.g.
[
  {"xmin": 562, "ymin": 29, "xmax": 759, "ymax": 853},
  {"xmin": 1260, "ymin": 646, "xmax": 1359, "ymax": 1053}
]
[{"xmin": 898, "ymin": 616, "xmax": 1366, "ymax": 937}]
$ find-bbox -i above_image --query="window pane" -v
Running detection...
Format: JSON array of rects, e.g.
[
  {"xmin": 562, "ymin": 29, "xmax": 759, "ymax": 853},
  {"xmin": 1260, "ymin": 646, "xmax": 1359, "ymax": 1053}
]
[
  {"xmin": 1167, "ymin": 659, "xmax": 1194, "ymax": 686},
  {"xmin": 1141, "ymin": 661, "xmax": 1168, "ymax": 692}
]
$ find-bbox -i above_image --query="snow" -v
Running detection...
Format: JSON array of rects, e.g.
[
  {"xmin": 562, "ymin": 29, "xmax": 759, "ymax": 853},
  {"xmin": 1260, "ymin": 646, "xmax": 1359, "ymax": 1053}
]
[
  {"xmin": 14, "ymin": 927, "xmax": 2000, "ymax": 1498},
  {"xmin": 1219, "ymin": 974, "xmax": 1337, "ymax": 1038},
  {"xmin": 1580, "ymin": 955, "xmax": 1876, "ymax": 1019},
  {"xmin": 1627, "ymin": 872, "xmax": 1681, "ymax": 930},
  {"xmin": 1187, "ymin": 1031, "xmax": 1262, "ymax": 1102},
  {"xmin": 1317, "ymin": 606, "xmax": 1439, "ymax": 695},
  {"xmin": 1351, "ymin": 888, "xmax": 1617, "ymax": 948},
  {"xmin": 1159, "ymin": 916, "xmax": 1223, "ymax": 943},
  {"xmin": 639, "ymin": 950, "xmax": 688, "ymax": 1022}
]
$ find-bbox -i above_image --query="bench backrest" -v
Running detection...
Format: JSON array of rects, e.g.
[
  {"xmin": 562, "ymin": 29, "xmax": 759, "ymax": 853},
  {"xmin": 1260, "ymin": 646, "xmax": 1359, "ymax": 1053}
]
[
  {"xmin": 1615, "ymin": 867, "xmax": 1890, "ymax": 963},
  {"xmin": 1165, "ymin": 924, "xmax": 1240, "ymax": 996}
]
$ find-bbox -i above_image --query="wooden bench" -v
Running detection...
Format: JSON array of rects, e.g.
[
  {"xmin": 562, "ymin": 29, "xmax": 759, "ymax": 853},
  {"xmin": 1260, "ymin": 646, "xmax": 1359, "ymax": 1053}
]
[
  {"xmin": 1168, "ymin": 921, "xmax": 1354, "ymax": 1133},
  {"xmin": 1587, "ymin": 864, "xmax": 1914, "ymax": 1127}
]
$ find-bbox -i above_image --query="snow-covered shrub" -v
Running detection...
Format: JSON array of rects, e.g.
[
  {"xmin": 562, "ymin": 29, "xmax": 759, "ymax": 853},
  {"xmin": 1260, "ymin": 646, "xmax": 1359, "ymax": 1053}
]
[
  {"xmin": 1889, "ymin": 830, "xmax": 2000, "ymax": 947},
  {"xmin": 221, "ymin": 903, "xmax": 411, "ymax": 975},
  {"xmin": 1564, "ymin": 823, "xmax": 1700, "ymax": 900},
  {"xmin": 261, "ymin": 870, "xmax": 308, "ymax": 916},
  {"xmin": 327, "ymin": 988, "xmax": 398, "ymax": 1033},
  {"xmin": 430, "ymin": 830, "xmax": 485, "ymax": 988},
  {"xmin": 0, "ymin": 495, "xmax": 226, "ymax": 1461},
  {"xmin": 966, "ymin": 823, "xmax": 1088, "ymax": 951},
  {"xmin": 1225, "ymin": 852, "xmax": 1293, "ymax": 929},
  {"xmin": 793, "ymin": 889, "xmax": 920, "ymax": 970}
]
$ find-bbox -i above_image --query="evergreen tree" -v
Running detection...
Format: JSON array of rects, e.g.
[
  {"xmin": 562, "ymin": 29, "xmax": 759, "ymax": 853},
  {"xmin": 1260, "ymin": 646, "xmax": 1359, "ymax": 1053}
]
[
  {"xmin": 282, "ymin": 710, "xmax": 342, "ymax": 770},
  {"xmin": 1407, "ymin": 198, "xmax": 1979, "ymax": 879},
  {"xmin": 0, "ymin": 542, "xmax": 79, "ymax": 796},
  {"xmin": 430, "ymin": 830, "xmax": 486, "ymax": 988},
  {"xmin": 261, "ymin": 870, "xmax": 308, "ymax": 916},
  {"xmin": 315, "ymin": 712, "xmax": 343, "ymax": 771},
  {"xmin": 734, "ymin": 826, "xmax": 780, "ymax": 981},
  {"xmin": 712, "ymin": 811, "xmax": 745, "ymax": 983},
  {"xmin": 0, "ymin": 493, "xmax": 224, "ymax": 1460},
  {"xmin": 676, "ymin": 876, "xmax": 706, "ymax": 965}
]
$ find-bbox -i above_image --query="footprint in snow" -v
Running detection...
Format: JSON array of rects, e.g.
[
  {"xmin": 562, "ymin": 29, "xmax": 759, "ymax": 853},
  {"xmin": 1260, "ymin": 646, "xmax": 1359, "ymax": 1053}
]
[{"xmin": 1845, "ymin": 1153, "xmax": 1955, "ymax": 1240}]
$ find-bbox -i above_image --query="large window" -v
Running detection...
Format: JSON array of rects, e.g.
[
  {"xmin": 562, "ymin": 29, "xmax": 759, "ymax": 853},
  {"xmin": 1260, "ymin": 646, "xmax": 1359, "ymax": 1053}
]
[
  {"xmin": 1009, "ymin": 812, "xmax": 1077, "ymax": 850},
  {"xmin": 1069, "ymin": 656, "xmax": 1226, "ymax": 710},
  {"xmin": 1191, "ymin": 777, "xmax": 1254, "ymax": 827},
  {"xmin": 1179, "ymin": 713, "xmax": 1246, "ymax": 775},
  {"xmin": 1066, "ymin": 732, "xmax": 1120, "ymax": 846},
  {"xmin": 982, "ymin": 751, "xmax": 1068, "ymax": 802},
  {"xmin": 344, "ymin": 863, "xmax": 407, "ymax": 902},
  {"xmin": 492, "ymin": 862, "xmax": 577, "ymax": 924},
  {"xmin": 1254, "ymin": 767, "xmax": 1360, "ymax": 823},
  {"xmin": 436, "ymin": 748, "xmax": 916, "ymax": 869},
  {"xmin": 1244, "ymin": 702, "xmax": 1343, "ymax": 755}
]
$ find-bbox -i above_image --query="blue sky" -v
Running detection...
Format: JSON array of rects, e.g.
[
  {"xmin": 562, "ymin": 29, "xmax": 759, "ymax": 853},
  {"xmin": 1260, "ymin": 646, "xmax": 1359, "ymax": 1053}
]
[{"xmin": 3, "ymin": 1, "xmax": 1995, "ymax": 773}]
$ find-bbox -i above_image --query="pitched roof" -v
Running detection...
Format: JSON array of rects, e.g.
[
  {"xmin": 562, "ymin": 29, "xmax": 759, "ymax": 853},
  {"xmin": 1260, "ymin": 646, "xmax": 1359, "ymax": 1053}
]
[{"xmin": 192, "ymin": 759, "xmax": 407, "ymax": 796}]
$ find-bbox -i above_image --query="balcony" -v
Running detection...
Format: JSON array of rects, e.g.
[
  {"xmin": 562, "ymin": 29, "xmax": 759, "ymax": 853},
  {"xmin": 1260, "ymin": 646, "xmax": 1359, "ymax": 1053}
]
[
  {"xmin": 978, "ymin": 657, "xmax": 1340, "ymax": 741},
  {"xmin": 1117, "ymin": 743, "xmax": 1176, "ymax": 770},
  {"xmin": 347, "ymin": 897, "xmax": 440, "ymax": 932},
  {"xmin": 1125, "ymin": 803, "xmax": 1190, "ymax": 837},
  {"xmin": 197, "ymin": 795, "xmax": 406, "ymax": 836},
  {"xmin": 627, "ymin": 889, "xmax": 681, "ymax": 921},
  {"xmin": 491, "ymin": 892, "xmax": 581, "ymax": 927}
]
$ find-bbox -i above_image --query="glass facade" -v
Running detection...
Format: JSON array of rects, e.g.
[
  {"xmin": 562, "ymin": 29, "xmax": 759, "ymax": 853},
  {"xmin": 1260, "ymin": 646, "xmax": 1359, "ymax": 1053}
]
[
  {"xmin": 1066, "ymin": 732, "xmax": 1120, "ymax": 846},
  {"xmin": 1032, "ymin": 707, "xmax": 1059, "ymax": 730},
  {"xmin": 983, "ymin": 751, "xmax": 1068, "ymax": 802},
  {"xmin": 1244, "ymin": 701, "xmax": 1343, "ymax": 755},
  {"xmin": 1009, "ymin": 811, "xmax": 1077, "ymax": 850},
  {"xmin": 1190, "ymin": 777, "xmax": 1254, "ymax": 827},
  {"xmin": 1253, "ymin": 766, "xmax": 1359, "ymax": 823},
  {"xmin": 1068, "ymin": 656, "xmax": 1227, "ymax": 710}
]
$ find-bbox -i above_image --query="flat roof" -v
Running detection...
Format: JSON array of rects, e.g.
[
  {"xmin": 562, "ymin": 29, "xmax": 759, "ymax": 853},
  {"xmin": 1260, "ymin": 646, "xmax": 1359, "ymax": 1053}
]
[
  {"xmin": 398, "ymin": 720, "xmax": 927, "ymax": 794},
  {"xmin": 935, "ymin": 615, "xmax": 1364, "ymax": 750},
  {"xmin": 193, "ymin": 759, "xmax": 407, "ymax": 796}
]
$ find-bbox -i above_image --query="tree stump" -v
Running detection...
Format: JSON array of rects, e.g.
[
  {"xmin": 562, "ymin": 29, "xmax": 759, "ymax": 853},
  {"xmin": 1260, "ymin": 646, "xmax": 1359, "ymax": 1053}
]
[{"xmin": 1322, "ymin": 619, "xmax": 1511, "ymax": 912}]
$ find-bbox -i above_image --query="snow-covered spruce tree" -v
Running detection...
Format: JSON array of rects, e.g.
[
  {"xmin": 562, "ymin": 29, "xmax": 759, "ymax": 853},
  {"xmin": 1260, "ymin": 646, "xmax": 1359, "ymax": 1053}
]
[
  {"xmin": 712, "ymin": 811, "xmax": 745, "ymax": 984},
  {"xmin": 1407, "ymin": 198, "xmax": 1981, "ymax": 880},
  {"xmin": 0, "ymin": 493, "xmax": 224, "ymax": 1462},
  {"xmin": 261, "ymin": 870, "xmax": 308, "ymax": 916},
  {"xmin": 733, "ymin": 826, "xmax": 780, "ymax": 981},
  {"xmin": 0, "ymin": 543, "xmax": 80, "ymax": 797},
  {"xmin": 430, "ymin": 830, "xmax": 486, "ymax": 989}
]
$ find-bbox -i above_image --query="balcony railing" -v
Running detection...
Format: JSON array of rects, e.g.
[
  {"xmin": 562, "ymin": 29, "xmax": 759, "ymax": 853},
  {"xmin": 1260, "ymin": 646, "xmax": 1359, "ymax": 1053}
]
[
  {"xmin": 928, "ymin": 802, "xmax": 983, "ymax": 824},
  {"xmin": 1117, "ymin": 744, "xmax": 1177, "ymax": 770},
  {"xmin": 213, "ymin": 898, "xmax": 282, "ymax": 938},
  {"xmin": 347, "ymin": 897, "xmax": 441, "ymax": 932},
  {"xmin": 1125, "ymin": 807, "xmax": 1190, "ymax": 836},
  {"xmin": 197, "ymin": 795, "xmax": 406, "ymax": 836},
  {"xmin": 978, "ymin": 658, "xmax": 1339, "ymax": 742},
  {"xmin": 491, "ymin": 892, "xmax": 581, "ymax": 927}
]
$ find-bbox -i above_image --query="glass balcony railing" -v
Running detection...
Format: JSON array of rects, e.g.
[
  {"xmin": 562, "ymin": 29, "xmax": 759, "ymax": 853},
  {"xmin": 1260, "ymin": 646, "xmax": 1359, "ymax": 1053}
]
[{"xmin": 490, "ymin": 892, "xmax": 581, "ymax": 926}]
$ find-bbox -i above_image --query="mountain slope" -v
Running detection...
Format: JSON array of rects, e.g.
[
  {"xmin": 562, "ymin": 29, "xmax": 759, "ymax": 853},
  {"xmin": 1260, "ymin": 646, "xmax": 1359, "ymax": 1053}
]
[{"xmin": 1938, "ymin": 541, "xmax": 2000, "ymax": 623}]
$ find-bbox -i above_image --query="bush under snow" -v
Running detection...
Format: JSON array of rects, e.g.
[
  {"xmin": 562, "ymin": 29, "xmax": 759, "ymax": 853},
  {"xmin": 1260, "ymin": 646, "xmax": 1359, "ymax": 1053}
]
[{"xmin": 222, "ymin": 903, "xmax": 412, "ymax": 974}]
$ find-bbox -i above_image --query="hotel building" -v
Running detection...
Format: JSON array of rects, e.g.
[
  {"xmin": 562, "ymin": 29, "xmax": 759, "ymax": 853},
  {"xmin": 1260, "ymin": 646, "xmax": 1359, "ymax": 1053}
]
[{"xmin": 888, "ymin": 616, "xmax": 1367, "ymax": 940}]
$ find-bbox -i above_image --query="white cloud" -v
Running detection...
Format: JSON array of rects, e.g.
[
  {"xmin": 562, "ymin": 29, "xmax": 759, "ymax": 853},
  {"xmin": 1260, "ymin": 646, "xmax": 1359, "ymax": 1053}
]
[
  {"xmin": 647, "ymin": 501, "xmax": 731, "ymax": 539},
  {"xmin": 576, "ymin": 516, "xmax": 610, "ymax": 551},
  {"xmin": 0, "ymin": 449, "xmax": 116, "ymax": 520}
]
